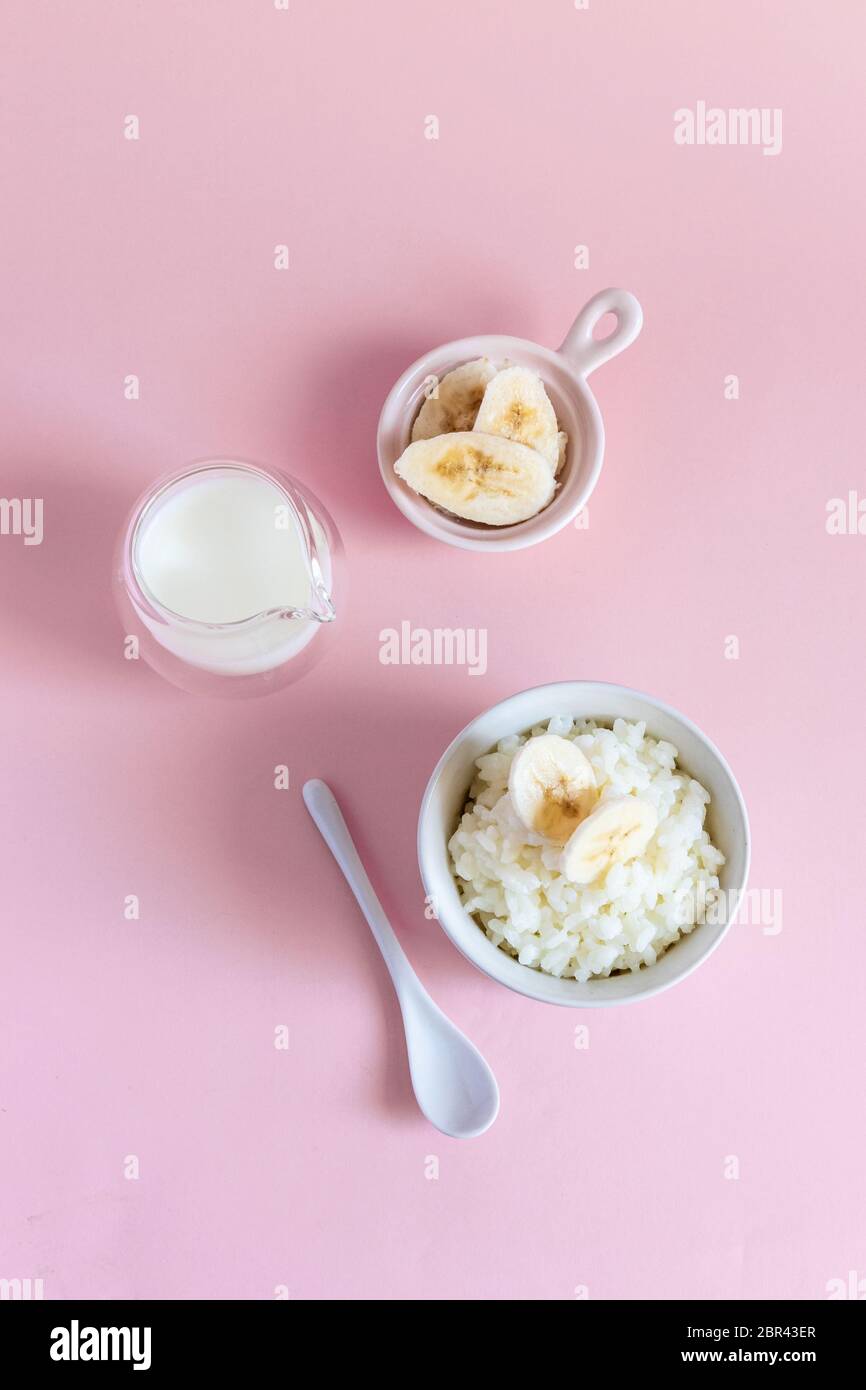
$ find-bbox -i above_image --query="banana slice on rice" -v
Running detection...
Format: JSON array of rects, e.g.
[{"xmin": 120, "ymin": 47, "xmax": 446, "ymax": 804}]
[
  {"xmin": 508, "ymin": 734, "xmax": 598, "ymax": 843},
  {"xmin": 394, "ymin": 432, "xmax": 555, "ymax": 526},
  {"xmin": 561, "ymin": 796, "xmax": 658, "ymax": 886}
]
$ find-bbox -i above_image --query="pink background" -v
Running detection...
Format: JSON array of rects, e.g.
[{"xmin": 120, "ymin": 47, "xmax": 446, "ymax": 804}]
[{"xmin": 1, "ymin": 0, "xmax": 864, "ymax": 1301}]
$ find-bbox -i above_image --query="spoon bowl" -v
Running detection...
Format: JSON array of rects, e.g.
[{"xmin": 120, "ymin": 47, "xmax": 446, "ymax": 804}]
[{"xmin": 400, "ymin": 985, "xmax": 500, "ymax": 1140}]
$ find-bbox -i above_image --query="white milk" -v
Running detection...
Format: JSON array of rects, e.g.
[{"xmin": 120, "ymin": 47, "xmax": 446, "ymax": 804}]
[{"xmin": 133, "ymin": 469, "xmax": 330, "ymax": 675}]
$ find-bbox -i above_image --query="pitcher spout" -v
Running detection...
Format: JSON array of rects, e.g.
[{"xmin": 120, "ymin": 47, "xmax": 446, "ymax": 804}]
[
  {"xmin": 283, "ymin": 479, "xmax": 338, "ymax": 625},
  {"xmin": 291, "ymin": 576, "xmax": 336, "ymax": 624}
]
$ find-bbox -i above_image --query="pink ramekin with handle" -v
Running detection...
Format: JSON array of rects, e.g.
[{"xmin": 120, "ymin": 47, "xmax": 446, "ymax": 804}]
[{"xmin": 377, "ymin": 287, "xmax": 643, "ymax": 552}]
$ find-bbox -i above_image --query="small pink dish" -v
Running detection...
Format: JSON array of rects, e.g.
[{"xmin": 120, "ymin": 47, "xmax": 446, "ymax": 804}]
[{"xmin": 377, "ymin": 287, "xmax": 643, "ymax": 552}]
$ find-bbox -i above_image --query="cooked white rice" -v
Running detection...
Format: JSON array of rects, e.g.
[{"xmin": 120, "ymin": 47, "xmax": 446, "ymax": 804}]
[{"xmin": 448, "ymin": 716, "xmax": 725, "ymax": 981}]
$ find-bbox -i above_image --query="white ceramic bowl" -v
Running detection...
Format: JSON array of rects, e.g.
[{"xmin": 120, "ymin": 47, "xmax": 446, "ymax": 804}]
[
  {"xmin": 418, "ymin": 681, "xmax": 750, "ymax": 1007},
  {"xmin": 377, "ymin": 288, "xmax": 642, "ymax": 552}
]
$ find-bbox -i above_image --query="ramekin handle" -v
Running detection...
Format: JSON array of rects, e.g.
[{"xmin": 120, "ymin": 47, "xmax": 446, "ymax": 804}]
[{"xmin": 558, "ymin": 288, "xmax": 643, "ymax": 378}]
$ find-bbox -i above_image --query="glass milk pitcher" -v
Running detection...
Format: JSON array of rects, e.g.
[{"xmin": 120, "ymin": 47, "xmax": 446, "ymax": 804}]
[{"xmin": 114, "ymin": 460, "xmax": 344, "ymax": 695}]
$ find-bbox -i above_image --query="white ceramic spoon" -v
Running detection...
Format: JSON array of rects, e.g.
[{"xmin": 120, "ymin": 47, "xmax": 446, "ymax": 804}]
[{"xmin": 303, "ymin": 779, "xmax": 499, "ymax": 1139}]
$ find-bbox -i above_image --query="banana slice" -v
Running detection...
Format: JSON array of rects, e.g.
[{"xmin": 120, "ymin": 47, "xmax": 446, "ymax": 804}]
[
  {"xmin": 473, "ymin": 366, "xmax": 560, "ymax": 471},
  {"xmin": 508, "ymin": 734, "xmax": 597, "ymax": 844},
  {"xmin": 394, "ymin": 432, "xmax": 555, "ymax": 525},
  {"xmin": 561, "ymin": 796, "xmax": 658, "ymax": 886},
  {"xmin": 411, "ymin": 358, "xmax": 497, "ymax": 440}
]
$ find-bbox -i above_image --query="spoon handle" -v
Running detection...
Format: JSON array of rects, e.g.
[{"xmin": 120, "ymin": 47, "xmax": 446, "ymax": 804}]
[{"xmin": 302, "ymin": 779, "xmax": 416, "ymax": 998}]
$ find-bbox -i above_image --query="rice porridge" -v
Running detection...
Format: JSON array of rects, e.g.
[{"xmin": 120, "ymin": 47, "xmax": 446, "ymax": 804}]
[{"xmin": 447, "ymin": 715, "xmax": 725, "ymax": 982}]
